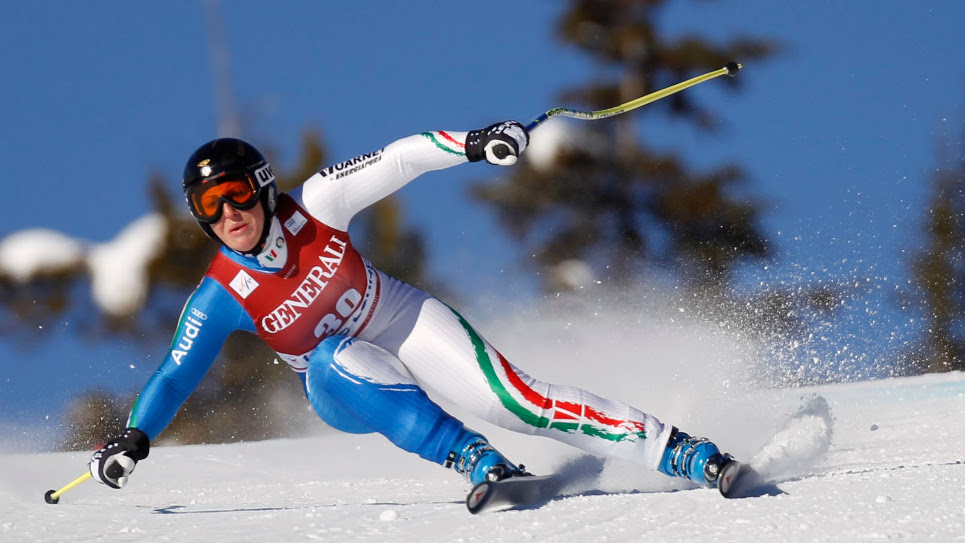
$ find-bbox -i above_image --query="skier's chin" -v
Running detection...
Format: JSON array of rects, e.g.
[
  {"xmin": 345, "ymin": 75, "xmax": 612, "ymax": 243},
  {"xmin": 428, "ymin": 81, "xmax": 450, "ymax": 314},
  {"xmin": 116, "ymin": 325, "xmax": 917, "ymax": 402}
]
[{"xmin": 222, "ymin": 224, "xmax": 259, "ymax": 252}]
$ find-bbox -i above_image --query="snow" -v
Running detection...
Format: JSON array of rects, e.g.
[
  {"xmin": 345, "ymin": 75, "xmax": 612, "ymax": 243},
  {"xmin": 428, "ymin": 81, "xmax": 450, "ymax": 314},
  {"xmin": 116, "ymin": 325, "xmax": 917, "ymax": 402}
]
[
  {"xmin": 1, "ymin": 371, "xmax": 962, "ymax": 542},
  {"xmin": 0, "ymin": 229, "xmax": 86, "ymax": 280},
  {"xmin": 525, "ymin": 118, "xmax": 582, "ymax": 172},
  {"xmin": 87, "ymin": 213, "xmax": 166, "ymax": 317},
  {"xmin": 0, "ymin": 213, "xmax": 166, "ymax": 317}
]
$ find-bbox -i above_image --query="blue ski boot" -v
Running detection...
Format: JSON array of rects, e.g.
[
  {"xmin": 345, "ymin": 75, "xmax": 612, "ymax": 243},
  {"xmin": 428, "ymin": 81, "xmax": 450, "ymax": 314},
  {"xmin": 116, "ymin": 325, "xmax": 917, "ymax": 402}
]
[
  {"xmin": 446, "ymin": 431, "xmax": 528, "ymax": 485},
  {"xmin": 658, "ymin": 427, "xmax": 732, "ymax": 486}
]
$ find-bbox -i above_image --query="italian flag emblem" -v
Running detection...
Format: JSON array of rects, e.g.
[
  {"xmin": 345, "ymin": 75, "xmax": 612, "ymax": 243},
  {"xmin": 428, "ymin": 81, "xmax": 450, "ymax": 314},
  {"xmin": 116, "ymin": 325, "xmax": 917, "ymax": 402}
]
[
  {"xmin": 452, "ymin": 308, "xmax": 648, "ymax": 442},
  {"xmin": 421, "ymin": 131, "xmax": 465, "ymax": 156}
]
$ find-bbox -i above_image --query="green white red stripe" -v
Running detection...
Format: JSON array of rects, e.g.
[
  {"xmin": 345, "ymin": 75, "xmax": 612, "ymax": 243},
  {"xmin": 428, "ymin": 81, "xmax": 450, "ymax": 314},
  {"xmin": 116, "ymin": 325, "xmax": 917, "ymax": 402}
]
[
  {"xmin": 421, "ymin": 131, "xmax": 465, "ymax": 156},
  {"xmin": 451, "ymin": 308, "xmax": 648, "ymax": 442}
]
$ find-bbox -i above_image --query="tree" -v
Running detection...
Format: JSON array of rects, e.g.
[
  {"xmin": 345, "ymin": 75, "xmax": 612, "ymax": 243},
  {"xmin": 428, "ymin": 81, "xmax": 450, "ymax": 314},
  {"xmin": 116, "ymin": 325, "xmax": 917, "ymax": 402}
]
[
  {"xmin": 472, "ymin": 0, "xmax": 778, "ymax": 293},
  {"xmin": 908, "ymin": 130, "xmax": 965, "ymax": 374},
  {"xmin": 61, "ymin": 391, "xmax": 129, "ymax": 451}
]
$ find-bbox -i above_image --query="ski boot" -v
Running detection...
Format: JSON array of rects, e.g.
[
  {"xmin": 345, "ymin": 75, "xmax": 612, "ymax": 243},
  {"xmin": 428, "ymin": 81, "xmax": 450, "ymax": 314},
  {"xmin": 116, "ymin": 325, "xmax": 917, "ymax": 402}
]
[
  {"xmin": 657, "ymin": 427, "xmax": 732, "ymax": 486},
  {"xmin": 446, "ymin": 431, "xmax": 529, "ymax": 485}
]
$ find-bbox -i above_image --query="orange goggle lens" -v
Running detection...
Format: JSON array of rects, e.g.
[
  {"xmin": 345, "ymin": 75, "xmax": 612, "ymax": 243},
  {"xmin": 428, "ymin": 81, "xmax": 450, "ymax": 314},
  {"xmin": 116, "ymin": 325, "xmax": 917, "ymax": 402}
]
[{"xmin": 188, "ymin": 177, "xmax": 260, "ymax": 223}]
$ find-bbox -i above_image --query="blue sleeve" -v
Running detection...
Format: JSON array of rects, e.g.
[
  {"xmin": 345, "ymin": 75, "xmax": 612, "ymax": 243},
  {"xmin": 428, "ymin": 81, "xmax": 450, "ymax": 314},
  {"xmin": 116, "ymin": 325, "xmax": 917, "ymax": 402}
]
[{"xmin": 127, "ymin": 277, "xmax": 256, "ymax": 440}]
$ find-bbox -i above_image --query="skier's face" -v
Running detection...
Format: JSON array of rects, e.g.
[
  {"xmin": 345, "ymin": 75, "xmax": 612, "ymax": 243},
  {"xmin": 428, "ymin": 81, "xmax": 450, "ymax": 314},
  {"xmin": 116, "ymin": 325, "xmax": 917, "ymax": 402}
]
[{"xmin": 211, "ymin": 200, "xmax": 265, "ymax": 253}]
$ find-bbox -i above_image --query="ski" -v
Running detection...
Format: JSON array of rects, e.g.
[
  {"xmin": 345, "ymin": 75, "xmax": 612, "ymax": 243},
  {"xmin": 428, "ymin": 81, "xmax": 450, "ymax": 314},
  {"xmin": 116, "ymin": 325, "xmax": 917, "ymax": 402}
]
[
  {"xmin": 718, "ymin": 461, "xmax": 779, "ymax": 498},
  {"xmin": 466, "ymin": 475, "xmax": 560, "ymax": 514}
]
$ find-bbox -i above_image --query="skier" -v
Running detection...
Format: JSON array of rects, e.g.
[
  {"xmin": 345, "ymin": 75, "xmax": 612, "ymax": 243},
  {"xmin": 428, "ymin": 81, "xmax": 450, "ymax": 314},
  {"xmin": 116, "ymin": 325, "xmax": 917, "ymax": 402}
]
[{"xmin": 90, "ymin": 121, "xmax": 735, "ymax": 495}]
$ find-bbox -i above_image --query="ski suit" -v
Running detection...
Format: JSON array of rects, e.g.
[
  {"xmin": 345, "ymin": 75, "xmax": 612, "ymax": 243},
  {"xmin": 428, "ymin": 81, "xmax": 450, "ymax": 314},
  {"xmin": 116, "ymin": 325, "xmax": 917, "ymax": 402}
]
[{"xmin": 128, "ymin": 130, "xmax": 673, "ymax": 473}]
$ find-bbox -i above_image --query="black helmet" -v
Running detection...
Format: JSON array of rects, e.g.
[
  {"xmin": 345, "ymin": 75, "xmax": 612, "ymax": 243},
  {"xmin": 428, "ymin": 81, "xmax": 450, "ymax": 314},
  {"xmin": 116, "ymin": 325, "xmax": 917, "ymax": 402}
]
[{"xmin": 182, "ymin": 138, "xmax": 278, "ymax": 246}]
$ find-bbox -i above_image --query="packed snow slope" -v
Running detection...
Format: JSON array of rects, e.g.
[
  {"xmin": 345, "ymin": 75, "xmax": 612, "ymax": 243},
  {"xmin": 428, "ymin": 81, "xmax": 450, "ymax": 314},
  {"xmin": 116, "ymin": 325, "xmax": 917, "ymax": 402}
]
[{"xmin": 1, "ymin": 368, "xmax": 962, "ymax": 542}]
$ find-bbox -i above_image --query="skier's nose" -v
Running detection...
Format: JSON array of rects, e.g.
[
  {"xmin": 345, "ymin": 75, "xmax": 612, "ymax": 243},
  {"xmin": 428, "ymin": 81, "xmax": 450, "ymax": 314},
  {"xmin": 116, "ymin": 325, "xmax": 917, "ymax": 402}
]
[{"xmin": 222, "ymin": 202, "xmax": 241, "ymax": 220}]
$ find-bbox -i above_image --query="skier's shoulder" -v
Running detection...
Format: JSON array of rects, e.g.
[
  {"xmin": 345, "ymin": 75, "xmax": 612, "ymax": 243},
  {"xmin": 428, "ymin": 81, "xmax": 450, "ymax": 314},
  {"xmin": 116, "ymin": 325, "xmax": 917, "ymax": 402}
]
[
  {"xmin": 187, "ymin": 274, "xmax": 240, "ymax": 314},
  {"xmin": 279, "ymin": 185, "xmax": 353, "ymax": 235},
  {"xmin": 180, "ymin": 274, "xmax": 255, "ymax": 335}
]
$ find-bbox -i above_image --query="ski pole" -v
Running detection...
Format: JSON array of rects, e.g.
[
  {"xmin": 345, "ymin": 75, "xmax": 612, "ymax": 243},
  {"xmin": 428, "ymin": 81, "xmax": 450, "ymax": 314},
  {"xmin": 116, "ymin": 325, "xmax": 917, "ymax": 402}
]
[
  {"xmin": 44, "ymin": 471, "xmax": 92, "ymax": 504},
  {"xmin": 525, "ymin": 61, "xmax": 741, "ymax": 132}
]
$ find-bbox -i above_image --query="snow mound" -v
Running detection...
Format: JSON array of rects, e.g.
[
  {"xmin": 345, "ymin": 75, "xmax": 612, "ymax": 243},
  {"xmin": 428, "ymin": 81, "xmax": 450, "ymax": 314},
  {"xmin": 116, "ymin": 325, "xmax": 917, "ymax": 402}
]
[
  {"xmin": 87, "ymin": 213, "xmax": 167, "ymax": 317},
  {"xmin": 752, "ymin": 394, "xmax": 834, "ymax": 480},
  {"xmin": 0, "ymin": 228, "xmax": 86, "ymax": 280},
  {"xmin": 0, "ymin": 213, "xmax": 167, "ymax": 317}
]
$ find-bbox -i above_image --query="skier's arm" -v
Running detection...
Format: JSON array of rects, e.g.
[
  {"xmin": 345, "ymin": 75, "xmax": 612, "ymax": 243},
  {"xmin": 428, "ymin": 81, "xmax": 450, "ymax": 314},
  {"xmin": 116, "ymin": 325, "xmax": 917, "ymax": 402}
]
[
  {"xmin": 295, "ymin": 121, "xmax": 528, "ymax": 230},
  {"xmin": 127, "ymin": 277, "xmax": 253, "ymax": 440},
  {"xmin": 90, "ymin": 277, "xmax": 254, "ymax": 489}
]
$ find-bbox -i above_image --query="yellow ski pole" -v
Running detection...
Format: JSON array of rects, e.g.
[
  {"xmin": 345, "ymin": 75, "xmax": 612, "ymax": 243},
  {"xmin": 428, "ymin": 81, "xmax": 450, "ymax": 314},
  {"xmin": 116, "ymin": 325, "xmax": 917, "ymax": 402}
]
[
  {"xmin": 526, "ymin": 61, "xmax": 742, "ymax": 132},
  {"xmin": 45, "ymin": 471, "xmax": 92, "ymax": 504}
]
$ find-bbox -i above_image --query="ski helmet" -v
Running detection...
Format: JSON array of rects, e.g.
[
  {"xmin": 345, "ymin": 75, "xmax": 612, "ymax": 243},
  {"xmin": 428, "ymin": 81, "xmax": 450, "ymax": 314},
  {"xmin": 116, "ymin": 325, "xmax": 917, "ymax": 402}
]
[{"xmin": 182, "ymin": 138, "xmax": 278, "ymax": 248}]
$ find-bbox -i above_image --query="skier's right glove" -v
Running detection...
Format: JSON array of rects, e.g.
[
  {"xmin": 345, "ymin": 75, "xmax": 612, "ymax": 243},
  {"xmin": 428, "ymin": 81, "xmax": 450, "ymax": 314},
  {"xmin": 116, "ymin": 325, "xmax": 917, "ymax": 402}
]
[{"xmin": 89, "ymin": 427, "xmax": 150, "ymax": 489}]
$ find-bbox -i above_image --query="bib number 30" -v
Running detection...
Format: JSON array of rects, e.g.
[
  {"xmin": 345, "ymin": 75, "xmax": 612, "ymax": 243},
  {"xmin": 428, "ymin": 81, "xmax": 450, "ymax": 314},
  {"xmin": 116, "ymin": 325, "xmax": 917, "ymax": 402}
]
[{"xmin": 314, "ymin": 288, "xmax": 363, "ymax": 339}]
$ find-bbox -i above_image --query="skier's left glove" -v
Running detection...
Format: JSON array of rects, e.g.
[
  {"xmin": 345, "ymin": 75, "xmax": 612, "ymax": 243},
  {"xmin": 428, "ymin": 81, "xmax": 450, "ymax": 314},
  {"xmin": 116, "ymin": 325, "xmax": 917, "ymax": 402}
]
[
  {"xmin": 466, "ymin": 121, "xmax": 529, "ymax": 166},
  {"xmin": 89, "ymin": 427, "xmax": 150, "ymax": 489}
]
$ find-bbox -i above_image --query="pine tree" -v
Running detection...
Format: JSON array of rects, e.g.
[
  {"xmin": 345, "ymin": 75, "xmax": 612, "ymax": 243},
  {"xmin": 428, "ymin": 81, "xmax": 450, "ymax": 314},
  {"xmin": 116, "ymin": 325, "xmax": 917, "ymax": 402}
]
[
  {"xmin": 473, "ymin": 0, "xmax": 778, "ymax": 292},
  {"xmin": 909, "ymin": 136, "xmax": 965, "ymax": 373}
]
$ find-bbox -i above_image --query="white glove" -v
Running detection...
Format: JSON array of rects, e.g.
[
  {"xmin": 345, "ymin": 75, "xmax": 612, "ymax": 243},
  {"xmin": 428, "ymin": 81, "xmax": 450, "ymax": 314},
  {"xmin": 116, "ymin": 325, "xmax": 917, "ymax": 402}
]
[{"xmin": 89, "ymin": 427, "xmax": 150, "ymax": 489}]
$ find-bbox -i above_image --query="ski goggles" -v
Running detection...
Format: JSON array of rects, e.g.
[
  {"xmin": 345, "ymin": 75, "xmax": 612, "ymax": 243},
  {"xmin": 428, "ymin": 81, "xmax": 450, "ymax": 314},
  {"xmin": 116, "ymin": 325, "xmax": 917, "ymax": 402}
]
[{"xmin": 186, "ymin": 174, "xmax": 262, "ymax": 224}]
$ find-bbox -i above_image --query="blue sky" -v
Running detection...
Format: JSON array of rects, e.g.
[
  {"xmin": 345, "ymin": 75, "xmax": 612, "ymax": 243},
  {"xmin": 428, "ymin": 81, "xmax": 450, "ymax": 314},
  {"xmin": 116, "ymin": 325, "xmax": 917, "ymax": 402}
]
[{"xmin": 2, "ymin": 2, "xmax": 964, "ymax": 442}]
